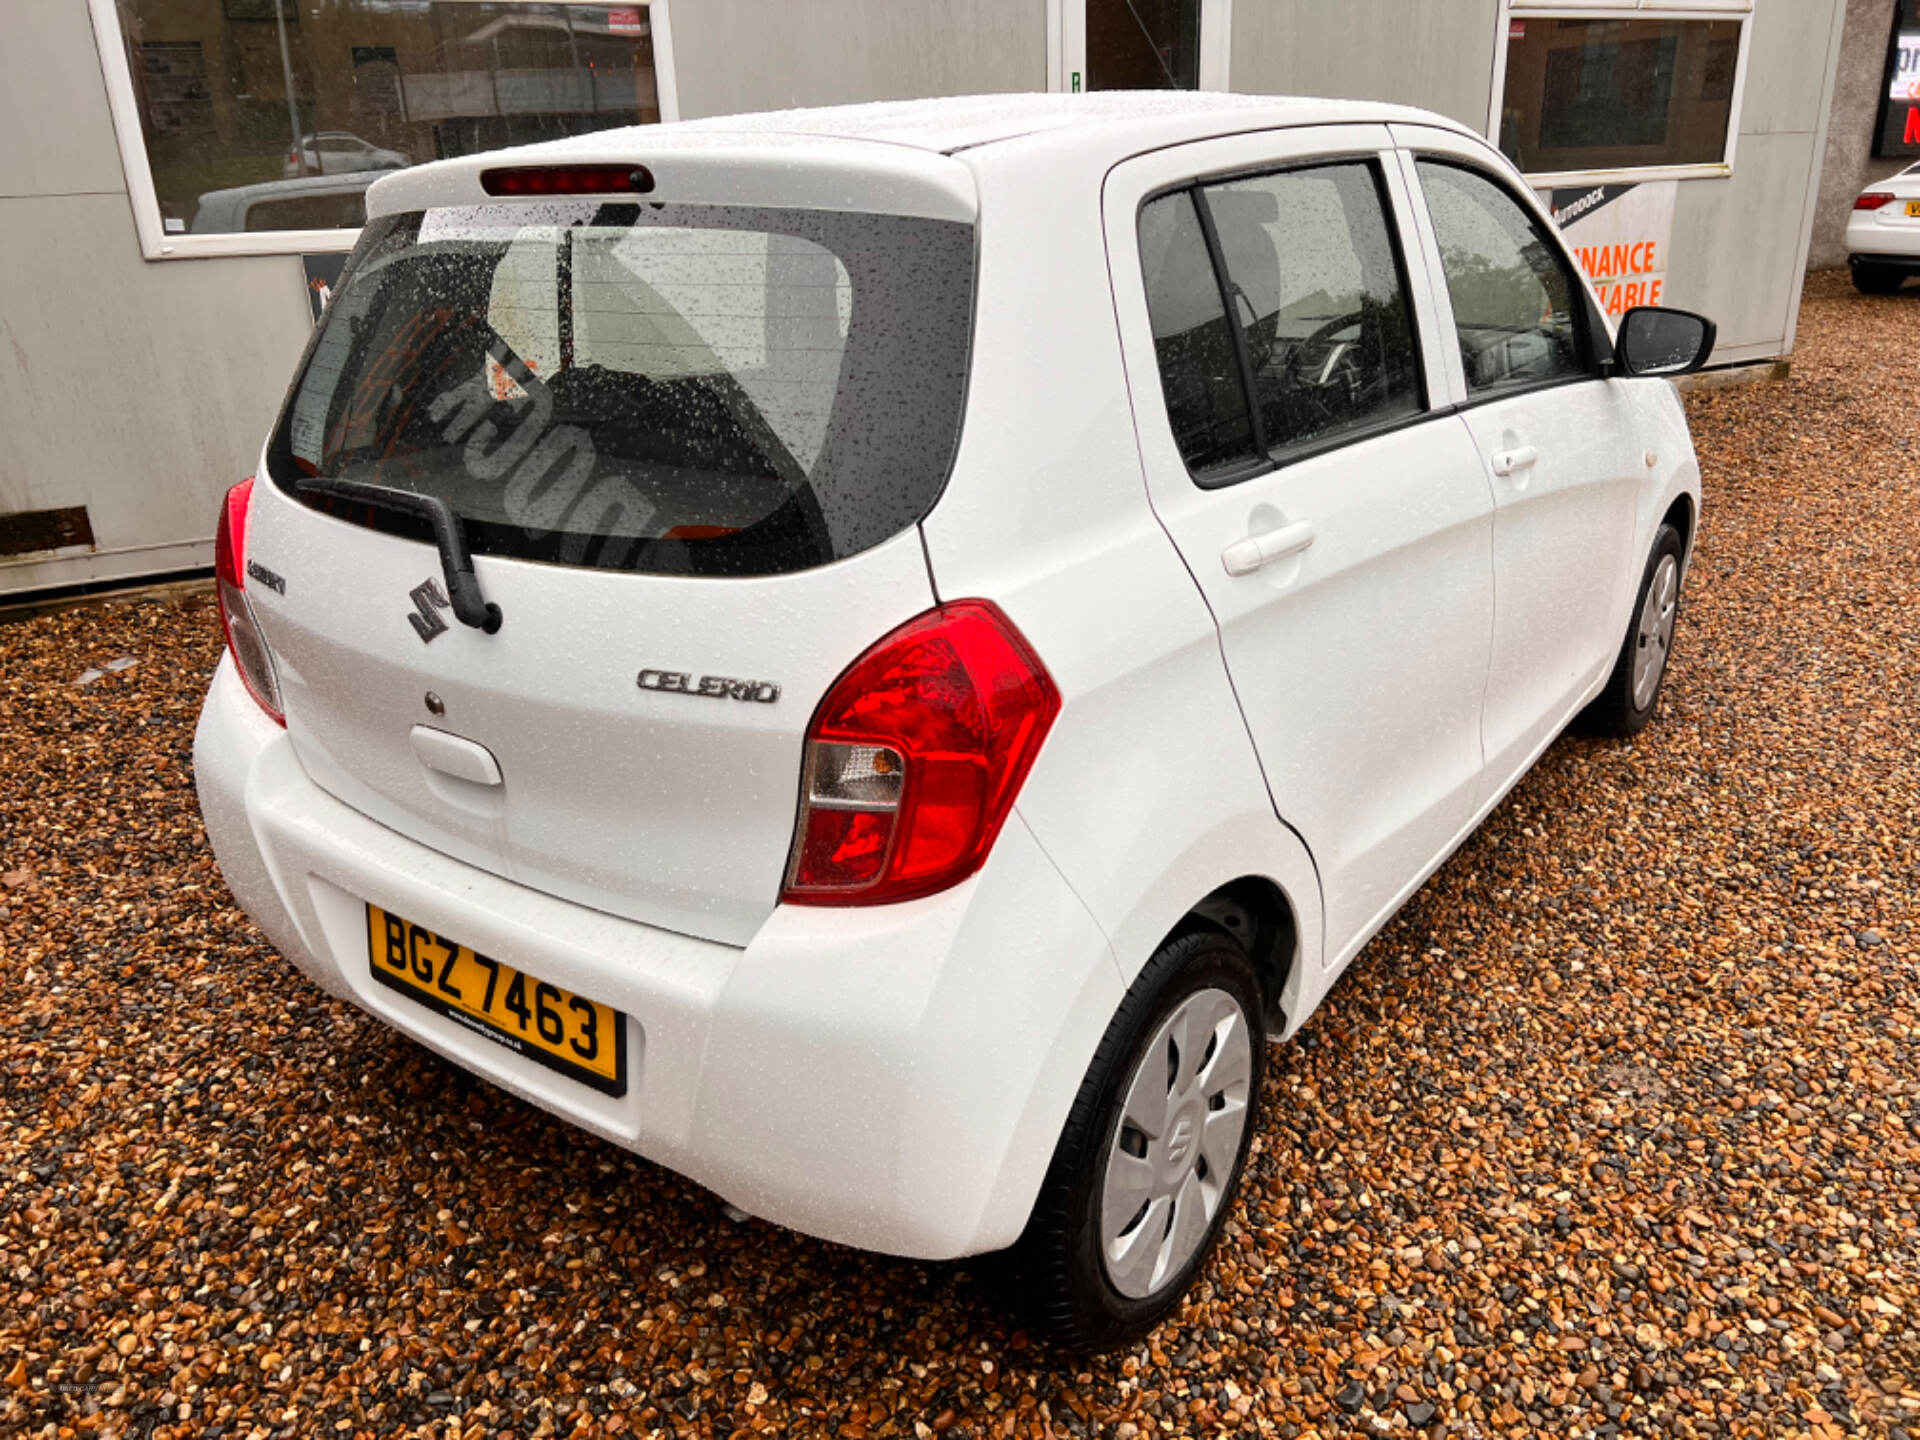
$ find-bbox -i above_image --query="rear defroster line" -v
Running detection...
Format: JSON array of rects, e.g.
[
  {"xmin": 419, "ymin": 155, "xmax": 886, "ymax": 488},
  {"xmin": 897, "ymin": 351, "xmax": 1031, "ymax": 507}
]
[{"xmin": 295, "ymin": 477, "xmax": 504, "ymax": 634}]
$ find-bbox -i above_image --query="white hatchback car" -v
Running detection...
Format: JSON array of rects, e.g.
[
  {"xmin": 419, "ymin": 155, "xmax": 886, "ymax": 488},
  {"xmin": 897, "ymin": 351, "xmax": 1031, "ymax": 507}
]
[
  {"xmin": 1846, "ymin": 162, "xmax": 1920, "ymax": 293},
  {"xmin": 196, "ymin": 93, "xmax": 1712, "ymax": 1347}
]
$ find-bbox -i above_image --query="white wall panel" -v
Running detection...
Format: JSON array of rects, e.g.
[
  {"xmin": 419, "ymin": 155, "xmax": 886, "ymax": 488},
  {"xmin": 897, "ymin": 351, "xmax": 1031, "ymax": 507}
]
[
  {"xmin": 0, "ymin": 194, "xmax": 309, "ymax": 554},
  {"xmin": 671, "ymin": 0, "xmax": 1045, "ymax": 118},
  {"xmin": 1665, "ymin": 131, "xmax": 1823, "ymax": 350},
  {"xmin": 0, "ymin": 0, "xmax": 126, "ymax": 199},
  {"xmin": 1230, "ymin": 0, "xmax": 1500, "ymax": 132}
]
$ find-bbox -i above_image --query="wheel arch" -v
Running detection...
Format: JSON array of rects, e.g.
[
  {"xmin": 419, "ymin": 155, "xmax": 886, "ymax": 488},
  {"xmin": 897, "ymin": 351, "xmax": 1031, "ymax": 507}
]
[
  {"xmin": 1661, "ymin": 491, "xmax": 1696, "ymax": 566},
  {"xmin": 1169, "ymin": 876, "xmax": 1301, "ymax": 1037}
]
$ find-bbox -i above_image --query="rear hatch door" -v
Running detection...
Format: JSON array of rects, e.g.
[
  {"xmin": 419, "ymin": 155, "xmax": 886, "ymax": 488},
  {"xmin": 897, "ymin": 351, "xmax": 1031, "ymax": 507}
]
[{"xmin": 243, "ymin": 151, "xmax": 977, "ymax": 946}]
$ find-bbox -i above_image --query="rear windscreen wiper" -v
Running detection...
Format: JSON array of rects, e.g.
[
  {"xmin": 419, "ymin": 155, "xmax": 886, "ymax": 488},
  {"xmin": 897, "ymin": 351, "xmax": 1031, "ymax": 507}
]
[{"xmin": 294, "ymin": 477, "xmax": 503, "ymax": 635}]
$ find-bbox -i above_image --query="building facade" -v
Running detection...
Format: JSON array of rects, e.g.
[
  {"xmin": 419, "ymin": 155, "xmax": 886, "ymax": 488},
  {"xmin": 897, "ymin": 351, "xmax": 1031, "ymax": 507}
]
[{"xmin": 0, "ymin": 0, "xmax": 1849, "ymax": 595}]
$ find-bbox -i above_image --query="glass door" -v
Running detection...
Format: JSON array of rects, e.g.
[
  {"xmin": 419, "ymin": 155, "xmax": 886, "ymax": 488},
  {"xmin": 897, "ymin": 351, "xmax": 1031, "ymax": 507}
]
[{"xmin": 1054, "ymin": 0, "xmax": 1227, "ymax": 94}]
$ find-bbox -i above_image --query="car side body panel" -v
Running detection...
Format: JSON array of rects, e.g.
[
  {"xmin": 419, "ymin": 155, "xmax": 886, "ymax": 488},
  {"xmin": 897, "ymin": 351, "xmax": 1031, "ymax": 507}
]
[{"xmin": 921, "ymin": 130, "xmax": 1328, "ymax": 1024}]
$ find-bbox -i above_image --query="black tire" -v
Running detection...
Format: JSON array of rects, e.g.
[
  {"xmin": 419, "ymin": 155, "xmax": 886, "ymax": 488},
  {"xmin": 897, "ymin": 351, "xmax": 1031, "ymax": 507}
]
[
  {"xmin": 1852, "ymin": 264, "xmax": 1906, "ymax": 295},
  {"xmin": 1000, "ymin": 929, "xmax": 1265, "ymax": 1351},
  {"xmin": 1579, "ymin": 522, "xmax": 1685, "ymax": 738}
]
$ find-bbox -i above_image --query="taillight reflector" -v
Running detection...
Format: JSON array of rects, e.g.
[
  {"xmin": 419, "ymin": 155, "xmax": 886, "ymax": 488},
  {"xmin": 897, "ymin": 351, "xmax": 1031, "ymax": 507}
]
[
  {"xmin": 214, "ymin": 477, "xmax": 285, "ymax": 726},
  {"xmin": 479, "ymin": 165, "xmax": 654, "ymax": 197},
  {"xmin": 1855, "ymin": 191, "xmax": 1896, "ymax": 210},
  {"xmin": 782, "ymin": 601, "xmax": 1060, "ymax": 906}
]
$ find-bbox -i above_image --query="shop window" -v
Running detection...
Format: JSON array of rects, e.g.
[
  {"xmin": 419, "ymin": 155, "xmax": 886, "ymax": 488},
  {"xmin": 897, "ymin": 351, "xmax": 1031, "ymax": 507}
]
[
  {"xmin": 101, "ymin": 0, "xmax": 669, "ymax": 245},
  {"xmin": 1498, "ymin": 15, "xmax": 1743, "ymax": 176},
  {"xmin": 1877, "ymin": 0, "xmax": 1920, "ymax": 159}
]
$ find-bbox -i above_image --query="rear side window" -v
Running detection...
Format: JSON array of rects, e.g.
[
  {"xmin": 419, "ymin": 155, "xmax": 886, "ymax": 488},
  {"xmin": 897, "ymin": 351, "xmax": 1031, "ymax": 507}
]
[
  {"xmin": 1414, "ymin": 161, "xmax": 1591, "ymax": 398},
  {"xmin": 1138, "ymin": 158, "xmax": 1425, "ymax": 481},
  {"xmin": 1203, "ymin": 162, "xmax": 1423, "ymax": 458},
  {"xmin": 268, "ymin": 200, "xmax": 974, "ymax": 576}
]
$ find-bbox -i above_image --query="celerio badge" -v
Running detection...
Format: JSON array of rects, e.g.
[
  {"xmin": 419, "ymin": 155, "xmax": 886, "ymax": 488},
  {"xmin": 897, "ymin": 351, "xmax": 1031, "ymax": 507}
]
[{"xmin": 638, "ymin": 668, "xmax": 779, "ymax": 703}]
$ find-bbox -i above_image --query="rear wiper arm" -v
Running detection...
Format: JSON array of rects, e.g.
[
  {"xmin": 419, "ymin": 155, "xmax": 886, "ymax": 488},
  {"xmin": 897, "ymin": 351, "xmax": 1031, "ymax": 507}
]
[{"xmin": 295, "ymin": 477, "xmax": 503, "ymax": 634}]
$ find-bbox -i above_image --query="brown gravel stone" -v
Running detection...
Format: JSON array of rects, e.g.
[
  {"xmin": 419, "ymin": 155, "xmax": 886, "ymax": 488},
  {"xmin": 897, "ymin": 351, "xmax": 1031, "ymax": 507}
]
[{"xmin": 2, "ymin": 271, "xmax": 1918, "ymax": 1439}]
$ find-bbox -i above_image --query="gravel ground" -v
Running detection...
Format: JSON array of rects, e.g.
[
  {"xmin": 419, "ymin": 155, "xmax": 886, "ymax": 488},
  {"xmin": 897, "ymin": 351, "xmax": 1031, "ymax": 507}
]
[{"xmin": 2, "ymin": 270, "xmax": 1917, "ymax": 1440}]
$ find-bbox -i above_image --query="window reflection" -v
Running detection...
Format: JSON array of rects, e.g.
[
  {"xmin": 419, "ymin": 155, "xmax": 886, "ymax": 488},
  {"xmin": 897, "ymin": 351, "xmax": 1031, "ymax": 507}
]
[{"xmin": 112, "ymin": 0, "xmax": 662, "ymax": 236}]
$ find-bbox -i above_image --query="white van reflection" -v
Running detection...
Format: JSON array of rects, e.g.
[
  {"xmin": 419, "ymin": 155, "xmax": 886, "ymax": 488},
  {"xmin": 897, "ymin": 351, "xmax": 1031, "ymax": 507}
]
[{"xmin": 189, "ymin": 174, "xmax": 377, "ymax": 235}]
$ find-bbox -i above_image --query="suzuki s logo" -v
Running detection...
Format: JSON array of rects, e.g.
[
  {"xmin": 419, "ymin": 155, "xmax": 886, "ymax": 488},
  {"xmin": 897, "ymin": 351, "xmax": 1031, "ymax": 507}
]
[
  {"xmin": 1165, "ymin": 1114, "xmax": 1195, "ymax": 1168},
  {"xmin": 244, "ymin": 559, "xmax": 286, "ymax": 595},
  {"xmin": 407, "ymin": 577, "xmax": 451, "ymax": 643}
]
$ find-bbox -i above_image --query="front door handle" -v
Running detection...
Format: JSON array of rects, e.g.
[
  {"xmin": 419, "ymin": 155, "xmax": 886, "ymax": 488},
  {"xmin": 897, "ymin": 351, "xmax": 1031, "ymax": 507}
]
[
  {"xmin": 1491, "ymin": 445, "xmax": 1539, "ymax": 477},
  {"xmin": 1222, "ymin": 519, "xmax": 1317, "ymax": 577}
]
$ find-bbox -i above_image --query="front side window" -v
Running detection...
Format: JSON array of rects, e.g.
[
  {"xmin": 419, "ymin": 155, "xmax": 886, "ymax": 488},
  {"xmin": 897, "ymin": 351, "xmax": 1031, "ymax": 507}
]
[
  {"xmin": 268, "ymin": 200, "xmax": 974, "ymax": 576},
  {"xmin": 1201, "ymin": 162, "xmax": 1423, "ymax": 459},
  {"xmin": 1416, "ymin": 161, "xmax": 1591, "ymax": 399},
  {"xmin": 1498, "ymin": 16, "xmax": 1742, "ymax": 175},
  {"xmin": 108, "ymin": 0, "xmax": 665, "ymax": 238}
]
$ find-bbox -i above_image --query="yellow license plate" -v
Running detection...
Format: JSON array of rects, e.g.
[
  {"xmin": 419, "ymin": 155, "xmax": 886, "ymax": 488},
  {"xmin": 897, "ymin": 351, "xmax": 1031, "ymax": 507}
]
[
  {"xmin": 1907, "ymin": 200, "xmax": 1920, "ymax": 217},
  {"xmin": 365, "ymin": 905, "xmax": 626, "ymax": 1096}
]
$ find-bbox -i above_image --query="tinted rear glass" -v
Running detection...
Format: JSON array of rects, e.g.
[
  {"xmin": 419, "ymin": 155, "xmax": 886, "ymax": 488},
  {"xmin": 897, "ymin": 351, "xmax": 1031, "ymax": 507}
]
[{"xmin": 267, "ymin": 200, "xmax": 974, "ymax": 576}]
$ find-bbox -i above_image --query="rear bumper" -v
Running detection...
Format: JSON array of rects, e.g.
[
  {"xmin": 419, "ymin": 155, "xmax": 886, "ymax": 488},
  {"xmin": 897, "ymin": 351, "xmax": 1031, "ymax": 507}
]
[
  {"xmin": 1844, "ymin": 212, "xmax": 1920, "ymax": 264},
  {"xmin": 194, "ymin": 656, "xmax": 1122, "ymax": 1259}
]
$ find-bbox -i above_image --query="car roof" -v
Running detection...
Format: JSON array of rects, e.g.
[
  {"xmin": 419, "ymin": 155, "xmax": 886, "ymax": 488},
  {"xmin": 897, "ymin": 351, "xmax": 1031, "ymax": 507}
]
[
  {"xmin": 666, "ymin": 91, "xmax": 1465, "ymax": 152},
  {"xmin": 369, "ymin": 92, "xmax": 1478, "ymax": 223}
]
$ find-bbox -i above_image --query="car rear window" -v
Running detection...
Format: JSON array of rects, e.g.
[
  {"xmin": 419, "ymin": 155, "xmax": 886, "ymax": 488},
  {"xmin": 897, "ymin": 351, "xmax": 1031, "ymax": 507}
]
[{"xmin": 267, "ymin": 200, "xmax": 975, "ymax": 576}]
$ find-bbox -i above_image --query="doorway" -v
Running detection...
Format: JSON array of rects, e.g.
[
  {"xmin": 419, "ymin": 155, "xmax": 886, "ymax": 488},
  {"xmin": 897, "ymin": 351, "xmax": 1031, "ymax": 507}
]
[{"xmin": 1051, "ymin": 0, "xmax": 1230, "ymax": 94}]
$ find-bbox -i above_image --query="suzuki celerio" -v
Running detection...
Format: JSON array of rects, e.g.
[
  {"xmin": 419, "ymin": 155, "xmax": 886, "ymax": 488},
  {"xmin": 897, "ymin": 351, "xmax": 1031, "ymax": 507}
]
[{"xmin": 196, "ymin": 93, "xmax": 1714, "ymax": 1347}]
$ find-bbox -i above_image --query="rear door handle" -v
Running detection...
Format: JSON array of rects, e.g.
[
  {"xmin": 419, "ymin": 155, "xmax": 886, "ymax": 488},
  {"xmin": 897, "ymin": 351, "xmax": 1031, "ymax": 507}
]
[
  {"xmin": 1222, "ymin": 519, "xmax": 1317, "ymax": 577},
  {"xmin": 1491, "ymin": 445, "xmax": 1539, "ymax": 477}
]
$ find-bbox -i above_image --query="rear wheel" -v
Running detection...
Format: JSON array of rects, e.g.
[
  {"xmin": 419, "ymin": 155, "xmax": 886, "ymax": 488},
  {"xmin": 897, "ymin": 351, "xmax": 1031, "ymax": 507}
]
[
  {"xmin": 1003, "ymin": 930, "xmax": 1264, "ymax": 1351},
  {"xmin": 1852, "ymin": 263, "xmax": 1906, "ymax": 295},
  {"xmin": 1580, "ymin": 523, "xmax": 1684, "ymax": 738}
]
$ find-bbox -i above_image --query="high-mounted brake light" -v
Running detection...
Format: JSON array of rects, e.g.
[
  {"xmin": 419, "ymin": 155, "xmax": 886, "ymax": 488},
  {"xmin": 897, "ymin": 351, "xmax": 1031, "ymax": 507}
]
[
  {"xmin": 480, "ymin": 165, "xmax": 655, "ymax": 197},
  {"xmin": 782, "ymin": 601, "xmax": 1060, "ymax": 906},
  {"xmin": 1855, "ymin": 191, "xmax": 1896, "ymax": 211},
  {"xmin": 214, "ymin": 477, "xmax": 285, "ymax": 726}
]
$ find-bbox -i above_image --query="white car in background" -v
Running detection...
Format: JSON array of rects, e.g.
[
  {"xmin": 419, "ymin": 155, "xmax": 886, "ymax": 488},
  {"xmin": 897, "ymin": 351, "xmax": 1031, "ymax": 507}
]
[
  {"xmin": 195, "ymin": 93, "xmax": 1713, "ymax": 1348},
  {"xmin": 284, "ymin": 130, "xmax": 411, "ymax": 178},
  {"xmin": 1846, "ymin": 163, "xmax": 1920, "ymax": 293}
]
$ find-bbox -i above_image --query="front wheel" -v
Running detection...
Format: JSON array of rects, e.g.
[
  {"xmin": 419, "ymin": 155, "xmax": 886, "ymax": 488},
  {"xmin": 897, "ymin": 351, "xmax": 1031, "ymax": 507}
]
[
  {"xmin": 1002, "ymin": 929, "xmax": 1264, "ymax": 1351},
  {"xmin": 1580, "ymin": 522, "xmax": 1685, "ymax": 738}
]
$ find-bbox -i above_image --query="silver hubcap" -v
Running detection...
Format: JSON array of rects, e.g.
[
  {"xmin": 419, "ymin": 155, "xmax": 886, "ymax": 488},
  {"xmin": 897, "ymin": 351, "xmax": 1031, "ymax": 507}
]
[
  {"xmin": 1631, "ymin": 553, "xmax": 1680, "ymax": 710},
  {"xmin": 1099, "ymin": 987, "xmax": 1254, "ymax": 1299}
]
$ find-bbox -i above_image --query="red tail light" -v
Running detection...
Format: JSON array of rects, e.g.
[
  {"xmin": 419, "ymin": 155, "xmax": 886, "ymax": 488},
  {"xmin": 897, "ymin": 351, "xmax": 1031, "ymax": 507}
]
[
  {"xmin": 782, "ymin": 601, "xmax": 1060, "ymax": 906},
  {"xmin": 1855, "ymin": 191, "xmax": 1895, "ymax": 210},
  {"xmin": 214, "ymin": 477, "xmax": 285, "ymax": 726}
]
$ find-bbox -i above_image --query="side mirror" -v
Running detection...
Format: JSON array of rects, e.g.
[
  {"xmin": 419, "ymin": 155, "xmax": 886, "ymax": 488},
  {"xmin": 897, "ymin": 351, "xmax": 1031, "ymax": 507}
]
[{"xmin": 1616, "ymin": 306, "xmax": 1716, "ymax": 377}]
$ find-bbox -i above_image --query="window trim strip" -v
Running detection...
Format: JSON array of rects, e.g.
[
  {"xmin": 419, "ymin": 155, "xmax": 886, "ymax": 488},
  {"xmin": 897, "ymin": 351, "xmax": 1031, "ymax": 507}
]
[{"xmin": 1189, "ymin": 186, "xmax": 1272, "ymax": 459}]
